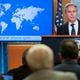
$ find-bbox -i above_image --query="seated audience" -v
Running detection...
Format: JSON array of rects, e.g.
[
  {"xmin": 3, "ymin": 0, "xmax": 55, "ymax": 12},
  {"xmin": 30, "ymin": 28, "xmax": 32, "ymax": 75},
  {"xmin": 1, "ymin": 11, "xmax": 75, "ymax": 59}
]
[
  {"xmin": 23, "ymin": 44, "xmax": 77, "ymax": 80},
  {"xmin": 6, "ymin": 48, "xmax": 32, "ymax": 80},
  {"xmin": 54, "ymin": 39, "xmax": 80, "ymax": 80}
]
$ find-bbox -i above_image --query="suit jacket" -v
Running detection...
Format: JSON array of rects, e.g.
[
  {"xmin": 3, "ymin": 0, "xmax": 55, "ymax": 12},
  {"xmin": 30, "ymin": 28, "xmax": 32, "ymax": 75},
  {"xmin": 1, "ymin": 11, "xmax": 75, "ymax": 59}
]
[
  {"xmin": 54, "ymin": 60, "xmax": 80, "ymax": 80},
  {"xmin": 6, "ymin": 64, "xmax": 32, "ymax": 80},
  {"xmin": 57, "ymin": 20, "xmax": 80, "ymax": 35},
  {"xmin": 23, "ymin": 70, "xmax": 68, "ymax": 80}
]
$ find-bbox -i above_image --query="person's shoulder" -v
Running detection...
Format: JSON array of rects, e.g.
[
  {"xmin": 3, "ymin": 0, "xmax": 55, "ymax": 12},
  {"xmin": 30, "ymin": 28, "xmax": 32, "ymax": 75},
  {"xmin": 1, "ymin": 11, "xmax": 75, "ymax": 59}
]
[
  {"xmin": 58, "ymin": 22, "xmax": 68, "ymax": 28},
  {"xmin": 62, "ymin": 22, "xmax": 68, "ymax": 27},
  {"xmin": 7, "ymin": 68, "xmax": 18, "ymax": 74},
  {"xmin": 74, "ymin": 64, "xmax": 80, "ymax": 68},
  {"xmin": 7, "ymin": 65, "xmax": 24, "ymax": 74},
  {"xmin": 57, "ymin": 22, "xmax": 68, "ymax": 34},
  {"xmin": 77, "ymin": 19, "xmax": 80, "ymax": 24},
  {"xmin": 23, "ymin": 70, "xmax": 63, "ymax": 80},
  {"xmin": 54, "ymin": 64, "xmax": 63, "ymax": 70},
  {"xmin": 77, "ymin": 19, "xmax": 80, "ymax": 21}
]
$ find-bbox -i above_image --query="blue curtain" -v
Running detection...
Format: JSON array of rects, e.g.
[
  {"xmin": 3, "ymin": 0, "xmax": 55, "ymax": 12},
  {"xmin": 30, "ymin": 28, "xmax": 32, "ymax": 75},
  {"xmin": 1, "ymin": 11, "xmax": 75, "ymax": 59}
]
[{"xmin": 0, "ymin": 42, "xmax": 8, "ymax": 74}]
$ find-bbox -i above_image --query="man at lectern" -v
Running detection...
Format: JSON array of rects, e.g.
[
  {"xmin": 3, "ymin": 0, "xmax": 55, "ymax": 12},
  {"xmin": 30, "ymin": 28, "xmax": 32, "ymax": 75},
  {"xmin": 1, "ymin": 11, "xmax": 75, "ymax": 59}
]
[{"xmin": 57, "ymin": 3, "xmax": 80, "ymax": 35}]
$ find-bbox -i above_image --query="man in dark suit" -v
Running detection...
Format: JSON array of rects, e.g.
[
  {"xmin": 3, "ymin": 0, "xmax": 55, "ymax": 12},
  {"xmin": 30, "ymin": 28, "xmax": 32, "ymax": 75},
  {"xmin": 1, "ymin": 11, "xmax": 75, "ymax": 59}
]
[
  {"xmin": 6, "ymin": 48, "xmax": 32, "ymax": 80},
  {"xmin": 57, "ymin": 3, "xmax": 80, "ymax": 35},
  {"xmin": 54, "ymin": 39, "xmax": 80, "ymax": 80}
]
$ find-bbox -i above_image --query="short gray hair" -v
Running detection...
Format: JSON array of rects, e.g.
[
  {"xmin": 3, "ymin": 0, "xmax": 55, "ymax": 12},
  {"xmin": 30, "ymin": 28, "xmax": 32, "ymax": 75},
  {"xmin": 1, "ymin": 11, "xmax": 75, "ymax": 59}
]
[
  {"xmin": 64, "ymin": 3, "xmax": 77, "ymax": 12},
  {"xmin": 26, "ymin": 44, "xmax": 54, "ymax": 71}
]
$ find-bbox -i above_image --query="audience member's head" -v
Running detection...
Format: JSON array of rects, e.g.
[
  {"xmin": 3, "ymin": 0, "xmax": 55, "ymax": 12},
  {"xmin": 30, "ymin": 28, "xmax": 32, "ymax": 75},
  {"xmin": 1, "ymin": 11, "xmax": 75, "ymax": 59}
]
[
  {"xmin": 59, "ymin": 39, "xmax": 78, "ymax": 60},
  {"xmin": 26, "ymin": 44, "xmax": 54, "ymax": 71}
]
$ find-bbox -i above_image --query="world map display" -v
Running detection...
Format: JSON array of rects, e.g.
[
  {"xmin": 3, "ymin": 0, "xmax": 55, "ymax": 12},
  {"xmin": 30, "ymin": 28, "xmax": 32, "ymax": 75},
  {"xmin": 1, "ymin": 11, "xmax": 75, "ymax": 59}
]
[{"xmin": 0, "ymin": 0, "xmax": 53, "ymax": 37}]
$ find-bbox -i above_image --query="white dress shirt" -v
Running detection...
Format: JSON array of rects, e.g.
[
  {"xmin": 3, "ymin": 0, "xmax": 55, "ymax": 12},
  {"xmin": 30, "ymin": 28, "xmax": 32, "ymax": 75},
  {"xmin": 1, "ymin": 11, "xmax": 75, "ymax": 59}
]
[{"xmin": 68, "ymin": 20, "xmax": 78, "ymax": 35}]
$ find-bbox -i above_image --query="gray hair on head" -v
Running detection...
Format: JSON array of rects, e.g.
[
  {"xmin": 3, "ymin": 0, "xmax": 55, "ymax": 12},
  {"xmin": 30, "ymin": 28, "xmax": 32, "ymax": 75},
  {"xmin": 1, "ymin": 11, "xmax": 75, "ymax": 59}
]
[
  {"xmin": 26, "ymin": 44, "xmax": 54, "ymax": 71},
  {"xmin": 64, "ymin": 3, "xmax": 77, "ymax": 12}
]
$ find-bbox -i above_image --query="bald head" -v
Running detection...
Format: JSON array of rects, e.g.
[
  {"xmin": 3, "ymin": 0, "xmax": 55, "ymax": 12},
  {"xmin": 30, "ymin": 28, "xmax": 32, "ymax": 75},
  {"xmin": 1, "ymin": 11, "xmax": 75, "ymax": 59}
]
[{"xmin": 26, "ymin": 44, "xmax": 54, "ymax": 71}]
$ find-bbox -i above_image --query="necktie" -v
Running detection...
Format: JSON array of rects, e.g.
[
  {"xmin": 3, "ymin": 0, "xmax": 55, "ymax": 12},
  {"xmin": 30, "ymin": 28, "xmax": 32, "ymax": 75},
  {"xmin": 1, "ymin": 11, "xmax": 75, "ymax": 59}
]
[{"xmin": 71, "ymin": 24, "xmax": 75, "ymax": 35}]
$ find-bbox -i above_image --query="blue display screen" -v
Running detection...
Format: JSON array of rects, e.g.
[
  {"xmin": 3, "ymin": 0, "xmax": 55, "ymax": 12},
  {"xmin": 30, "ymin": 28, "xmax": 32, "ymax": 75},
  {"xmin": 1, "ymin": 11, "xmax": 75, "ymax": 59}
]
[{"xmin": 0, "ymin": 0, "xmax": 53, "ymax": 41}]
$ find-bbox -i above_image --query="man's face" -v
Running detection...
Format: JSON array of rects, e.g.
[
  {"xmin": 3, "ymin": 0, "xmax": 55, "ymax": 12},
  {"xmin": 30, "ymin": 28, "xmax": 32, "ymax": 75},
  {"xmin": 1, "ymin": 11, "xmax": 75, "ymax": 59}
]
[{"xmin": 66, "ymin": 6, "xmax": 77, "ymax": 23}]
